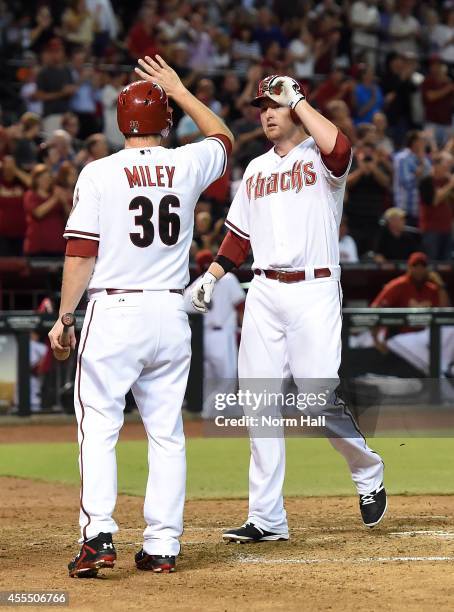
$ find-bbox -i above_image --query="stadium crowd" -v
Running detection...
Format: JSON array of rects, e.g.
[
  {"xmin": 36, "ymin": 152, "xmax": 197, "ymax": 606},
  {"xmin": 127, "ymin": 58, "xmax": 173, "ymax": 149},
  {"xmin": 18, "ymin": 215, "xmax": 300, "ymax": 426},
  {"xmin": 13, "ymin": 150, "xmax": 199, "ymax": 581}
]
[{"xmin": 0, "ymin": 0, "xmax": 453, "ymax": 264}]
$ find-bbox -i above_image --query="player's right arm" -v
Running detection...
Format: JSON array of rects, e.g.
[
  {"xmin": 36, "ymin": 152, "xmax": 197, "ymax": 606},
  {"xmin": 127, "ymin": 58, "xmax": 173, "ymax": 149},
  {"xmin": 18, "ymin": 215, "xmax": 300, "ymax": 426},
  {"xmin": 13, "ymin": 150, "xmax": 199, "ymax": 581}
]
[{"xmin": 135, "ymin": 55, "xmax": 233, "ymax": 146}]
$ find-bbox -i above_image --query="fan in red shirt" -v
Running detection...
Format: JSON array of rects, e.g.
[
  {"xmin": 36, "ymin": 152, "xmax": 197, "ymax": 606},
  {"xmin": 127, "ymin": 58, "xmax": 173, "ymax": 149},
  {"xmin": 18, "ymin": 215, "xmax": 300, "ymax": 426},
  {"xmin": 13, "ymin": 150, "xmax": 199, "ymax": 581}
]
[
  {"xmin": 421, "ymin": 58, "xmax": 454, "ymax": 148},
  {"xmin": 370, "ymin": 252, "xmax": 452, "ymax": 374},
  {"xmin": 23, "ymin": 164, "xmax": 72, "ymax": 257},
  {"xmin": 0, "ymin": 156, "xmax": 30, "ymax": 255},
  {"xmin": 418, "ymin": 152, "xmax": 454, "ymax": 260}
]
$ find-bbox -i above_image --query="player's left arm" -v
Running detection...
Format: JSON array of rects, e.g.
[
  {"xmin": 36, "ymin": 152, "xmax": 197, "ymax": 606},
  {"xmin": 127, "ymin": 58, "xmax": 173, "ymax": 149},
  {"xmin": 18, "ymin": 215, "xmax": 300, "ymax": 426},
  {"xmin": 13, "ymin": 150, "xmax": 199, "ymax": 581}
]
[
  {"xmin": 266, "ymin": 76, "xmax": 352, "ymax": 175},
  {"xmin": 48, "ymin": 255, "xmax": 96, "ymax": 353}
]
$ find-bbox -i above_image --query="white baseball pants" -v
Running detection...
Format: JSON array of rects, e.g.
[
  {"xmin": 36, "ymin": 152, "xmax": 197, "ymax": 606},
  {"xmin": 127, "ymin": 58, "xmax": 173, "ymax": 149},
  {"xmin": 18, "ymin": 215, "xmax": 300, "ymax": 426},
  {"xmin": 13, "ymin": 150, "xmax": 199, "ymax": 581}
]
[
  {"xmin": 239, "ymin": 274, "xmax": 384, "ymax": 534},
  {"xmin": 74, "ymin": 290, "xmax": 191, "ymax": 555}
]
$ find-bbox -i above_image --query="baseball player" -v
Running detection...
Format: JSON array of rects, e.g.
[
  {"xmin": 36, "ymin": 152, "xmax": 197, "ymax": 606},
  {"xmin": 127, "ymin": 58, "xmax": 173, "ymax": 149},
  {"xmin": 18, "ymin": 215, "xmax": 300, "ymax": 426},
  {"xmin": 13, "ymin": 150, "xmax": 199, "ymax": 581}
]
[
  {"xmin": 184, "ymin": 249, "xmax": 245, "ymax": 417},
  {"xmin": 48, "ymin": 55, "xmax": 233, "ymax": 575},
  {"xmin": 371, "ymin": 251, "xmax": 453, "ymax": 375},
  {"xmin": 192, "ymin": 75, "xmax": 387, "ymax": 543}
]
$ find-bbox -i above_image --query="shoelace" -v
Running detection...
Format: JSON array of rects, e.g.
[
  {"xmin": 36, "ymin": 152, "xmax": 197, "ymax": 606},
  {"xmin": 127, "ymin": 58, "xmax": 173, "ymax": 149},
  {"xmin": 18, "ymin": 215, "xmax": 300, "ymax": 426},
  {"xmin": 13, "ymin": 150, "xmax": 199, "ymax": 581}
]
[
  {"xmin": 360, "ymin": 493, "xmax": 376, "ymax": 505},
  {"xmin": 242, "ymin": 522, "xmax": 264, "ymax": 535}
]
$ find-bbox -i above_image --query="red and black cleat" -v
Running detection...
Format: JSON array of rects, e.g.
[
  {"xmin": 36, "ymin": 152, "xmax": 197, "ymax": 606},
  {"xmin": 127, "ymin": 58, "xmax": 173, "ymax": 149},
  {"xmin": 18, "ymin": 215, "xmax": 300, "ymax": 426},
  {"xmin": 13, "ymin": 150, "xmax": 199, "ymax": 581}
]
[
  {"xmin": 68, "ymin": 533, "xmax": 116, "ymax": 578},
  {"xmin": 135, "ymin": 549, "xmax": 176, "ymax": 573}
]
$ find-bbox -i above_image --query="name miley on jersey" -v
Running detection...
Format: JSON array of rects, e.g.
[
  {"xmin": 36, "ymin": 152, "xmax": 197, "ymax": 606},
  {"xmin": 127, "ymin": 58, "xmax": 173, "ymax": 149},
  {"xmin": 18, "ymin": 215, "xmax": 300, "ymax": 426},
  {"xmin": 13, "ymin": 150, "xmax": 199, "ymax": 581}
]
[
  {"xmin": 246, "ymin": 160, "xmax": 317, "ymax": 200},
  {"xmin": 124, "ymin": 165, "xmax": 176, "ymax": 189}
]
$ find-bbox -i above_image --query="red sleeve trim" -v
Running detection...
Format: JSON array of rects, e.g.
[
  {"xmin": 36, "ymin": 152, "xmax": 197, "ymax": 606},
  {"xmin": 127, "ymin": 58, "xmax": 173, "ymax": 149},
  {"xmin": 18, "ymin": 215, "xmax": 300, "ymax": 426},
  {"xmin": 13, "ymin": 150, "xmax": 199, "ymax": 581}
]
[
  {"xmin": 209, "ymin": 133, "xmax": 233, "ymax": 156},
  {"xmin": 63, "ymin": 229, "xmax": 100, "ymax": 240},
  {"xmin": 225, "ymin": 219, "xmax": 250, "ymax": 239},
  {"xmin": 321, "ymin": 130, "xmax": 352, "ymax": 177},
  {"xmin": 218, "ymin": 230, "xmax": 250, "ymax": 268},
  {"xmin": 66, "ymin": 238, "xmax": 99, "ymax": 257}
]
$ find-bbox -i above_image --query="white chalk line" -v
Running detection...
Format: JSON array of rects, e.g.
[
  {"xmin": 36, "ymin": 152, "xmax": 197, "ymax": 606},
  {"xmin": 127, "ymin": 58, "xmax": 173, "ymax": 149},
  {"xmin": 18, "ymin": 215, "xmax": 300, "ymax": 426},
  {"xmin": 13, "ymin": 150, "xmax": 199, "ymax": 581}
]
[
  {"xmin": 390, "ymin": 530, "xmax": 454, "ymax": 539},
  {"xmin": 236, "ymin": 554, "xmax": 454, "ymax": 565}
]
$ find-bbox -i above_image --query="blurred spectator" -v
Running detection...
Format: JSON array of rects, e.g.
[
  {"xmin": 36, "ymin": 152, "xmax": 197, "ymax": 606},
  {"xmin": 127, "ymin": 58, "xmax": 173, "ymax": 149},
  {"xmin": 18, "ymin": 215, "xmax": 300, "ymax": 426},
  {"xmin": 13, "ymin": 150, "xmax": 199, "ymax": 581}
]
[
  {"xmin": 434, "ymin": 8, "xmax": 454, "ymax": 65},
  {"xmin": 177, "ymin": 79, "xmax": 221, "ymax": 145},
  {"xmin": 339, "ymin": 215, "xmax": 359, "ymax": 263},
  {"xmin": 421, "ymin": 58, "xmax": 454, "ymax": 148},
  {"xmin": 43, "ymin": 129, "xmax": 75, "ymax": 173},
  {"xmin": 287, "ymin": 20, "xmax": 322, "ymax": 81},
  {"xmin": 54, "ymin": 160, "xmax": 78, "ymax": 210},
  {"xmin": 85, "ymin": 0, "xmax": 117, "ymax": 56},
  {"xmin": 393, "ymin": 130, "xmax": 431, "ymax": 225},
  {"xmin": 101, "ymin": 71, "xmax": 126, "ymax": 151},
  {"xmin": 350, "ymin": 0, "xmax": 380, "ymax": 67},
  {"xmin": 19, "ymin": 61, "xmax": 43, "ymax": 116},
  {"xmin": 311, "ymin": 68, "xmax": 353, "ymax": 115},
  {"xmin": 373, "ymin": 207, "xmax": 421, "ymax": 262},
  {"xmin": 419, "ymin": 152, "xmax": 454, "ymax": 260},
  {"xmin": 232, "ymin": 26, "xmax": 261, "ymax": 76},
  {"xmin": 127, "ymin": 5, "xmax": 159, "ymax": 61},
  {"xmin": 313, "ymin": 12, "xmax": 342, "ymax": 74},
  {"xmin": 23, "ymin": 164, "xmax": 70, "ymax": 257},
  {"xmin": 389, "ymin": 0, "xmax": 421, "ymax": 56},
  {"xmin": 346, "ymin": 141, "xmax": 391, "ymax": 255},
  {"xmin": 0, "ymin": 156, "xmax": 30, "ymax": 256},
  {"xmin": 13, "ymin": 112, "xmax": 42, "ymax": 171},
  {"xmin": 187, "ymin": 13, "xmax": 216, "ymax": 71},
  {"xmin": 261, "ymin": 40, "xmax": 288, "ymax": 73},
  {"xmin": 61, "ymin": 0, "xmax": 95, "ymax": 50},
  {"xmin": 69, "ymin": 47, "xmax": 99, "ymax": 138},
  {"xmin": 372, "ymin": 111, "xmax": 394, "ymax": 155},
  {"xmin": 61, "ymin": 112, "xmax": 83, "ymax": 151},
  {"xmin": 219, "ymin": 72, "xmax": 242, "ymax": 123},
  {"xmin": 353, "ymin": 65, "xmax": 384, "ymax": 124},
  {"xmin": 28, "ymin": 5, "xmax": 55, "ymax": 54},
  {"xmin": 193, "ymin": 210, "xmax": 225, "ymax": 250},
  {"xmin": 382, "ymin": 53, "xmax": 419, "ymax": 147},
  {"xmin": 212, "ymin": 31, "xmax": 231, "ymax": 71},
  {"xmin": 232, "ymin": 102, "xmax": 267, "ymax": 168},
  {"xmin": 325, "ymin": 100, "xmax": 356, "ymax": 143},
  {"xmin": 253, "ymin": 7, "xmax": 287, "ymax": 54},
  {"xmin": 83, "ymin": 132, "xmax": 109, "ymax": 166},
  {"xmin": 35, "ymin": 38, "xmax": 76, "ymax": 138}
]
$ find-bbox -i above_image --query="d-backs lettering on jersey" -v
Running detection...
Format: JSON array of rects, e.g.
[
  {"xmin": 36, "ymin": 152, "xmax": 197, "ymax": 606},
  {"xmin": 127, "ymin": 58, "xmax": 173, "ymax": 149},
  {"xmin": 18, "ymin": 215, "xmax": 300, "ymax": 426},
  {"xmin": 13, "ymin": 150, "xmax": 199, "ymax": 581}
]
[
  {"xmin": 226, "ymin": 137, "xmax": 351, "ymax": 270},
  {"xmin": 64, "ymin": 136, "xmax": 228, "ymax": 290}
]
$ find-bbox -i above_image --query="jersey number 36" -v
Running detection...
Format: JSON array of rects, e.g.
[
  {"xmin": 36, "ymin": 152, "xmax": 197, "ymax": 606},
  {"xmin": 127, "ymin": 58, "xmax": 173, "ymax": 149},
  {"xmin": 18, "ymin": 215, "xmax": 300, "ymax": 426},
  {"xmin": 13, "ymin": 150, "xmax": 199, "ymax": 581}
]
[{"xmin": 129, "ymin": 195, "xmax": 180, "ymax": 248}]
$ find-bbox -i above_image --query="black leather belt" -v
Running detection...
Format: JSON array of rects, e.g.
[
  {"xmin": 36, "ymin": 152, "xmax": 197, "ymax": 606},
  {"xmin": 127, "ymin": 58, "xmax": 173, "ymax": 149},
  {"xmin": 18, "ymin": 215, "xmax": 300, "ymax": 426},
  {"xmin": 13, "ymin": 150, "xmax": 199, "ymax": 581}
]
[{"xmin": 105, "ymin": 289, "xmax": 183, "ymax": 295}]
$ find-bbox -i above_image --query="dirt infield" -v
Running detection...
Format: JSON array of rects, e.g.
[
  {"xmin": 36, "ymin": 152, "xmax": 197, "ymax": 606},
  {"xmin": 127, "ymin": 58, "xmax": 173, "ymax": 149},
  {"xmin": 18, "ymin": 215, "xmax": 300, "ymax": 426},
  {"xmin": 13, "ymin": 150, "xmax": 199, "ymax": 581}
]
[{"xmin": 1, "ymin": 477, "xmax": 453, "ymax": 611}]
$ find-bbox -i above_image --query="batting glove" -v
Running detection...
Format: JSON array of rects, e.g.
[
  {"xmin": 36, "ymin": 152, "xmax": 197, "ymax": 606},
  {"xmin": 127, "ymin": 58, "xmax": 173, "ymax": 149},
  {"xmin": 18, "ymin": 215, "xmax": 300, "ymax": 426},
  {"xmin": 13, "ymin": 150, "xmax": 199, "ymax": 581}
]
[
  {"xmin": 191, "ymin": 271, "xmax": 217, "ymax": 313},
  {"xmin": 265, "ymin": 76, "xmax": 305, "ymax": 110}
]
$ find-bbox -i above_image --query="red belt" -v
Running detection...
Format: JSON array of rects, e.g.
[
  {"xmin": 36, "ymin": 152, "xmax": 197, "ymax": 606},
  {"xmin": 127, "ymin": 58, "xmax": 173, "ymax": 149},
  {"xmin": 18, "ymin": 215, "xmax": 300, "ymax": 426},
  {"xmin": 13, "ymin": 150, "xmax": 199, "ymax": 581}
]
[
  {"xmin": 254, "ymin": 268, "xmax": 331, "ymax": 283},
  {"xmin": 106, "ymin": 288, "xmax": 183, "ymax": 295}
]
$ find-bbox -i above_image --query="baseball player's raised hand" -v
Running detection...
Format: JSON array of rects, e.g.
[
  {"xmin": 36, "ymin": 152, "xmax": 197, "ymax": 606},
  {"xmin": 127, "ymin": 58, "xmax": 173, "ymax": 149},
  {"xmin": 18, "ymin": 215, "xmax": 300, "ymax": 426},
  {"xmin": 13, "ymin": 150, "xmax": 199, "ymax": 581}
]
[
  {"xmin": 135, "ymin": 55, "xmax": 186, "ymax": 99},
  {"xmin": 191, "ymin": 272, "xmax": 217, "ymax": 313},
  {"xmin": 265, "ymin": 76, "xmax": 305, "ymax": 110}
]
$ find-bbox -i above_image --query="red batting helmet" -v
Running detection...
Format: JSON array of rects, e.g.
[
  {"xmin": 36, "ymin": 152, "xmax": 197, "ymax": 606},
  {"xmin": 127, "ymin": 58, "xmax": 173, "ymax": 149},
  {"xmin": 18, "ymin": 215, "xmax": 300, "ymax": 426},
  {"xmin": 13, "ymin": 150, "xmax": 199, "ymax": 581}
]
[
  {"xmin": 117, "ymin": 80, "xmax": 173, "ymax": 137},
  {"xmin": 251, "ymin": 75, "xmax": 279, "ymax": 107}
]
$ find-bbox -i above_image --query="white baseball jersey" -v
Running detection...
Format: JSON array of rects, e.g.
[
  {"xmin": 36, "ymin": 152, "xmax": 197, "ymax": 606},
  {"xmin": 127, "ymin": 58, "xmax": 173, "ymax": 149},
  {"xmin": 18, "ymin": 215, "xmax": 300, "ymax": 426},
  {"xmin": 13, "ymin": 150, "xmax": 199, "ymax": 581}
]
[
  {"xmin": 64, "ymin": 137, "xmax": 228, "ymax": 289},
  {"xmin": 225, "ymin": 137, "xmax": 351, "ymax": 270}
]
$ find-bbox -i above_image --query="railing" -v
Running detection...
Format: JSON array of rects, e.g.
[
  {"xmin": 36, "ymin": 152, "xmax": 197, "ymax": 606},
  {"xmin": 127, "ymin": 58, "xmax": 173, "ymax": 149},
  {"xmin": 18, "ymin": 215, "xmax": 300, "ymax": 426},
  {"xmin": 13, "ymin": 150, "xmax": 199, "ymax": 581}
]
[{"xmin": 1, "ymin": 308, "xmax": 453, "ymax": 417}]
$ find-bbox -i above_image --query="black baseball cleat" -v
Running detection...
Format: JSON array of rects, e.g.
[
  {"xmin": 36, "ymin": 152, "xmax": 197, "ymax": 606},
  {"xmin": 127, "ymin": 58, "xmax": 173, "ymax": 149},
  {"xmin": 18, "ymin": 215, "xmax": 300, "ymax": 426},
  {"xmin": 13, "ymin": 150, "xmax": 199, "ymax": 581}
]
[
  {"xmin": 359, "ymin": 483, "xmax": 388, "ymax": 527},
  {"xmin": 135, "ymin": 549, "xmax": 176, "ymax": 573},
  {"xmin": 68, "ymin": 532, "xmax": 116, "ymax": 578},
  {"xmin": 223, "ymin": 522, "xmax": 289, "ymax": 543}
]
